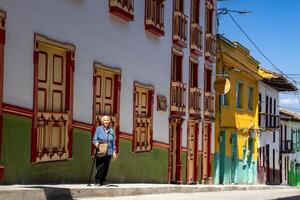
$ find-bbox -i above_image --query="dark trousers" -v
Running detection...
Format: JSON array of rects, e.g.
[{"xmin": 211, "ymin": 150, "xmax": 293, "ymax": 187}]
[{"xmin": 95, "ymin": 155, "xmax": 111, "ymax": 184}]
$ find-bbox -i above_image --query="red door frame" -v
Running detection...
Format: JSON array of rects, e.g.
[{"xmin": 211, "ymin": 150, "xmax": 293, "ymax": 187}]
[{"xmin": 0, "ymin": 11, "xmax": 6, "ymax": 160}]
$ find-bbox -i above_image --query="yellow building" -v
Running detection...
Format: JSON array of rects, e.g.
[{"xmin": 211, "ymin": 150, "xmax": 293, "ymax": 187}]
[{"xmin": 214, "ymin": 36, "xmax": 262, "ymax": 184}]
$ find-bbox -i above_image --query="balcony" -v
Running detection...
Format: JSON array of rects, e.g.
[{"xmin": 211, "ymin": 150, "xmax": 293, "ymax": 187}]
[
  {"xmin": 109, "ymin": 0, "xmax": 134, "ymax": 21},
  {"xmin": 190, "ymin": 23, "xmax": 203, "ymax": 56},
  {"xmin": 259, "ymin": 113, "xmax": 280, "ymax": 130},
  {"xmin": 173, "ymin": 11, "xmax": 188, "ymax": 48},
  {"xmin": 145, "ymin": 0, "xmax": 164, "ymax": 36},
  {"xmin": 205, "ymin": 33, "xmax": 216, "ymax": 61},
  {"xmin": 134, "ymin": 117, "xmax": 152, "ymax": 152},
  {"xmin": 204, "ymin": 92, "xmax": 214, "ymax": 119},
  {"xmin": 267, "ymin": 114, "xmax": 280, "ymax": 128},
  {"xmin": 36, "ymin": 112, "xmax": 69, "ymax": 162},
  {"xmin": 189, "ymin": 87, "xmax": 202, "ymax": 118},
  {"xmin": 171, "ymin": 81, "xmax": 187, "ymax": 116},
  {"xmin": 281, "ymin": 140, "xmax": 294, "ymax": 154}
]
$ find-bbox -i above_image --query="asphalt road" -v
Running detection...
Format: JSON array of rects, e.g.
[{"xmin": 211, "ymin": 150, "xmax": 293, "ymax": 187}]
[{"xmin": 77, "ymin": 189, "xmax": 300, "ymax": 200}]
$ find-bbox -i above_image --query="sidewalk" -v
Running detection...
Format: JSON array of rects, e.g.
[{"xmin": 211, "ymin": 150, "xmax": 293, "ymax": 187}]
[{"xmin": 0, "ymin": 183, "xmax": 298, "ymax": 200}]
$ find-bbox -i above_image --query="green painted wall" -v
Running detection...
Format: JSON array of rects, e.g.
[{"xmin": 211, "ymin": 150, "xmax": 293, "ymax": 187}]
[
  {"xmin": 108, "ymin": 139, "xmax": 168, "ymax": 183},
  {"xmin": 0, "ymin": 113, "xmax": 169, "ymax": 184},
  {"xmin": 1, "ymin": 113, "xmax": 92, "ymax": 184},
  {"xmin": 288, "ymin": 162, "xmax": 300, "ymax": 186},
  {"xmin": 213, "ymin": 153, "xmax": 219, "ymax": 184},
  {"xmin": 235, "ymin": 159, "xmax": 257, "ymax": 184}
]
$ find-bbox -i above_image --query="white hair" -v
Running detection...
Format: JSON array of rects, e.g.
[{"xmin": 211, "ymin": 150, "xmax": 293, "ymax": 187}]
[{"xmin": 101, "ymin": 115, "xmax": 110, "ymax": 123}]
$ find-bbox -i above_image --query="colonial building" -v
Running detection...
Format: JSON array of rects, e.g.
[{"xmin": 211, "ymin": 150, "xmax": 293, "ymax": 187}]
[
  {"xmin": 0, "ymin": 0, "xmax": 216, "ymax": 184},
  {"xmin": 279, "ymin": 109, "xmax": 300, "ymax": 186},
  {"xmin": 257, "ymin": 68, "xmax": 297, "ymax": 185},
  {"xmin": 214, "ymin": 35, "xmax": 261, "ymax": 184}
]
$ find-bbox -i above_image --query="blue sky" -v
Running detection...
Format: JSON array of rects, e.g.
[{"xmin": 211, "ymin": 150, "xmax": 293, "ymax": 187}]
[{"xmin": 217, "ymin": 0, "xmax": 300, "ymax": 113}]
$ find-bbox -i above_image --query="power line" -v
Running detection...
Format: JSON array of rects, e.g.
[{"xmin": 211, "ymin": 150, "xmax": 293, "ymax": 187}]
[
  {"xmin": 225, "ymin": 11, "xmax": 298, "ymax": 89},
  {"xmin": 222, "ymin": 10, "xmax": 300, "ymax": 105}
]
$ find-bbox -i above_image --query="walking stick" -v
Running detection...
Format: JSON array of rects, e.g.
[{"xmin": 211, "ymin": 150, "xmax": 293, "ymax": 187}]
[{"xmin": 87, "ymin": 147, "xmax": 98, "ymax": 186}]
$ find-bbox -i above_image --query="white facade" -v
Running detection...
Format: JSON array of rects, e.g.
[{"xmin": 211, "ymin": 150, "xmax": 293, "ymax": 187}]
[
  {"xmin": 280, "ymin": 111, "xmax": 300, "ymax": 185},
  {"xmin": 258, "ymin": 81, "xmax": 281, "ymax": 184},
  {"xmin": 1, "ymin": 0, "xmax": 214, "ymax": 146}
]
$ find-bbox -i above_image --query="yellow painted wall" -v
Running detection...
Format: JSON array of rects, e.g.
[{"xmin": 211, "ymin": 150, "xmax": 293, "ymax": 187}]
[{"xmin": 215, "ymin": 36, "xmax": 261, "ymax": 162}]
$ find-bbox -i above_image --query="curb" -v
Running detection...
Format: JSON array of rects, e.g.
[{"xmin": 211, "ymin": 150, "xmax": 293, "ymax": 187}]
[{"xmin": 0, "ymin": 184, "xmax": 297, "ymax": 200}]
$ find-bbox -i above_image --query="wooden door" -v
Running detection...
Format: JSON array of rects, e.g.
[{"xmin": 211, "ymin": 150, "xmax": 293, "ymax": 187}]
[
  {"xmin": 38, "ymin": 45, "xmax": 66, "ymax": 113},
  {"xmin": 266, "ymin": 144, "xmax": 270, "ymax": 183},
  {"xmin": 202, "ymin": 122, "xmax": 209, "ymax": 182},
  {"xmin": 187, "ymin": 121, "xmax": 196, "ymax": 184},
  {"xmin": 170, "ymin": 121, "xmax": 177, "ymax": 183},
  {"xmin": 169, "ymin": 119, "xmax": 182, "ymax": 184}
]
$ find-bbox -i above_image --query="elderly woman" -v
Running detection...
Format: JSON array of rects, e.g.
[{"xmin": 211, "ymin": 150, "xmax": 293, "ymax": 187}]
[{"xmin": 93, "ymin": 115, "xmax": 117, "ymax": 186}]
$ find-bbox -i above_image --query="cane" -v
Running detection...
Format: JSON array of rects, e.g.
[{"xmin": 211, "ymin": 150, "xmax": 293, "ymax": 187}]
[{"xmin": 87, "ymin": 147, "xmax": 98, "ymax": 186}]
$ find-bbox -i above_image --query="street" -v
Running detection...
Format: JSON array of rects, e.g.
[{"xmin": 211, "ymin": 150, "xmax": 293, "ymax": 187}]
[{"xmin": 77, "ymin": 189, "xmax": 300, "ymax": 200}]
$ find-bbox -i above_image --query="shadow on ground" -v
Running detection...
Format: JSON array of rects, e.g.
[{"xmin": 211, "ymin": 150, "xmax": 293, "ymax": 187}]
[
  {"xmin": 26, "ymin": 186, "xmax": 73, "ymax": 200},
  {"xmin": 275, "ymin": 195, "xmax": 300, "ymax": 200}
]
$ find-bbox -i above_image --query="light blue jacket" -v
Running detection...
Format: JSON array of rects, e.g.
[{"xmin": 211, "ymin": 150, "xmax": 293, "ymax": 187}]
[{"xmin": 92, "ymin": 126, "xmax": 116, "ymax": 156}]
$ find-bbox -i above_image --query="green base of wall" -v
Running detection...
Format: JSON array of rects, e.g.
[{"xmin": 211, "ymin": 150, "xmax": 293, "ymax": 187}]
[
  {"xmin": 213, "ymin": 153, "xmax": 257, "ymax": 184},
  {"xmin": 108, "ymin": 139, "xmax": 168, "ymax": 183},
  {"xmin": 0, "ymin": 113, "xmax": 168, "ymax": 184},
  {"xmin": 288, "ymin": 170, "xmax": 300, "ymax": 186}
]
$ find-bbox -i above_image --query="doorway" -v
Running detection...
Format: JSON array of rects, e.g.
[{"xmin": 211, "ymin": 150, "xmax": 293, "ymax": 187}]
[{"xmin": 169, "ymin": 118, "xmax": 183, "ymax": 184}]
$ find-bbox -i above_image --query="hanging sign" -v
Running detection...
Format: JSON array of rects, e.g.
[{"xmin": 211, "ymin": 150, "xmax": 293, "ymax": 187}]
[{"xmin": 214, "ymin": 77, "xmax": 231, "ymax": 94}]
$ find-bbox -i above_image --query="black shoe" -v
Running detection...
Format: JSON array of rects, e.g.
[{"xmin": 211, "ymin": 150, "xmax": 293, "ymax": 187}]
[
  {"xmin": 94, "ymin": 179, "xmax": 99, "ymax": 186},
  {"xmin": 98, "ymin": 181, "xmax": 107, "ymax": 186}
]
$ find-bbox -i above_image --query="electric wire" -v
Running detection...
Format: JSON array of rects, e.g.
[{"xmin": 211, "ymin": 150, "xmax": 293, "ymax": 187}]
[{"xmin": 220, "ymin": 9, "xmax": 300, "ymax": 110}]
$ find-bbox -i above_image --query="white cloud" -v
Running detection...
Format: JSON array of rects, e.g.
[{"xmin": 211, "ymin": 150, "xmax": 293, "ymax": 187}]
[{"xmin": 280, "ymin": 98, "xmax": 299, "ymax": 105}]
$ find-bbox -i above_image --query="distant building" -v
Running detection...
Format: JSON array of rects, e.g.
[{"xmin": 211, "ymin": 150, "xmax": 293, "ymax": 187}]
[
  {"xmin": 214, "ymin": 35, "xmax": 261, "ymax": 184},
  {"xmin": 257, "ymin": 67, "xmax": 297, "ymax": 185},
  {"xmin": 279, "ymin": 109, "xmax": 300, "ymax": 186},
  {"xmin": 0, "ymin": 0, "xmax": 217, "ymax": 184}
]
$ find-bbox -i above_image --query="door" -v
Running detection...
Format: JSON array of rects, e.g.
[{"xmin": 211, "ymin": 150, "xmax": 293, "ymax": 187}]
[
  {"xmin": 219, "ymin": 130, "xmax": 226, "ymax": 184},
  {"xmin": 169, "ymin": 119, "xmax": 182, "ymax": 184},
  {"xmin": 282, "ymin": 155, "xmax": 287, "ymax": 184},
  {"xmin": 266, "ymin": 144, "xmax": 270, "ymax": 183},
  {"xmin": 202, "ymin": 121, "xmax": 211, "ymax": 183},
  {"xmin": 186, "ymin": 121, "xmax": 199, "ymax": 184},
  {"xmin": 231, "ymin": 132, "xmax": 237, "ymax": 184}
]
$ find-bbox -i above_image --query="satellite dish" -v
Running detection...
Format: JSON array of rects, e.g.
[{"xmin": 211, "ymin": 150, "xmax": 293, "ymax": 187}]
[{"xmin": 214, "ymin": 77, "xmax": 231, "ymax": 94}]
